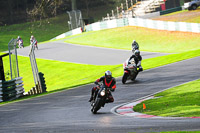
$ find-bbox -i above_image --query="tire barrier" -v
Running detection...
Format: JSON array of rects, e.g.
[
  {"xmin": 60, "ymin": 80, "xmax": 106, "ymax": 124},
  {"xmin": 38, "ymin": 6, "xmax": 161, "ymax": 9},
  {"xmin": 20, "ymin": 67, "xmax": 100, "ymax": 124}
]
[
  {"xmin": 25, "ymin": 72, "xmax": 47, "ymax": 96},
  {"xmin": 0, "ymin": 77, "xmax": 24, "ymax": 102},
  {"xmin": 27, "ymin": 86, "xmax": 42, "ymax": 96}
]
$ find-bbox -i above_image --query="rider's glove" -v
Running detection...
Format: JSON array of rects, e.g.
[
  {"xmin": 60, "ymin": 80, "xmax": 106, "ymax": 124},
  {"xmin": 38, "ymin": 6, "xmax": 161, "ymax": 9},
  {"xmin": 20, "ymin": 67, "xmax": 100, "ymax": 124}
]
[
  {"xmin": 94, "ymin": 81, "xmax": 99, "ymax": 85},
  {"xmin": 139, "ymin": 67, "xmax": 143, "ymax": 72},
  {"xmin": 110, "ymin": 88, "xmax": 115, "ymax": 92}
]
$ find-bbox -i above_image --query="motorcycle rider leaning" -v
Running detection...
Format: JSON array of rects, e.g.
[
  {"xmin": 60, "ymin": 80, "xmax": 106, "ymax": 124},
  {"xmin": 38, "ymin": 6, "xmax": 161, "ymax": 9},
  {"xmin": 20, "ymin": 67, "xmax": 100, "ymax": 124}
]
[
  {"xmin": 132, "ymin": 40, "xmax": 139, "ymax": 53},
  {"xmin": 129, "ymin": 50, "xmax": 143, "ymax": 72},
  {"xmin": 89, "ymin": 70, "xmax": 116, "ymax": 103}
]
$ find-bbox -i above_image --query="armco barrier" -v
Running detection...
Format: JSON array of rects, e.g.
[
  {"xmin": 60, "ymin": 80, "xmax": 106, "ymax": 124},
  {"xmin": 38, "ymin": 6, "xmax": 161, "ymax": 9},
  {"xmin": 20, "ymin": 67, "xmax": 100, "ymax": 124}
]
[
  {"xmin": 128, "ymin": 18, "xmax": 200, "ymax": 33},
  {"xmin": 52, "ymin": 27, "xmax": 81, "ymax": 40},
  {"xmin": 1, "ymin": 77, "xmax": 24, "ymax": 102},
  {"xmin": 52, "ymin": 17, "xmax": 200, "ymax": 40}
]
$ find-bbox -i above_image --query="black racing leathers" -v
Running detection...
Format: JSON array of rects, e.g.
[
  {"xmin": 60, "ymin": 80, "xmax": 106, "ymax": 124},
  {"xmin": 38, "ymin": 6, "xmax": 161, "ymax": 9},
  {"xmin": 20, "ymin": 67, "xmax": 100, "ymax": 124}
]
[{"xmin": 128, "ymin": 55, "xmax": 142, "ymax": 65}]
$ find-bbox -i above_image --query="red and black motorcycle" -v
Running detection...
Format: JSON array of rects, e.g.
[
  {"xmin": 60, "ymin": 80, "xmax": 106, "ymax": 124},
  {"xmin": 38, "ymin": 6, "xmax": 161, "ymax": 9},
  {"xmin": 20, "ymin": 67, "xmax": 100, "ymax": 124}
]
[{"xmin": 91, "ymin": 84, "xmax": 111, "ymax": 114}]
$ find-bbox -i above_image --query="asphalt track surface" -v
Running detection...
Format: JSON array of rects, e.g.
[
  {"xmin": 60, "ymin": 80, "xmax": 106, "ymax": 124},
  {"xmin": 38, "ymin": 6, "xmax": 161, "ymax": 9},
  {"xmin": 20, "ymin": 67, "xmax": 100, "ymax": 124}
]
[
  {"xmin": 17, "ymin": 42, "xmax": 168, "ymax": 65},
  {"xmin": 1, "ymin": 42, "xmax": 200, "ymax": 133}
]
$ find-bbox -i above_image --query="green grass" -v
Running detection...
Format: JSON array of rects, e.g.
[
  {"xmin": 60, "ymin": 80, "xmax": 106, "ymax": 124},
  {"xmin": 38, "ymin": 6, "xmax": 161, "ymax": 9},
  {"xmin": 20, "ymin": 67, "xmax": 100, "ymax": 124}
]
[
  {"xmin": 2, "ymin": 55, "xmax": 122, "ymax": 92},
  {"xmin": 64, "ymin": 26, "xmax": 200, "ymax": 53},
  {"xmin": 1, "ymin": 10, "xmax": 200, "ymax": 118},
  {"xmin": 0, "ymin": 14, "xmax": 69, "ymax": 52},
  {"xmin": 2, "ymin": 48, "xmax": 200, "ymax": 93},
  {"xmin": 1, "ymin": 25, "xmax": 200, "ymax": 107},
  {"xmin": 142, "ymin": 49, "xmax": 200, "ymax": 70},
  {"xmin": 134, "ymin": 79, "xmax": 200, "ymax": 117}
]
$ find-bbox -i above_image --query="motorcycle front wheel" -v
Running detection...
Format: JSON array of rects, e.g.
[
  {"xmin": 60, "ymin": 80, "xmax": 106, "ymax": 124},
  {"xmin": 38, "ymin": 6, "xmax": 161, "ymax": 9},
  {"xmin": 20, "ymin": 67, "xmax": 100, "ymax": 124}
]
[
  {"xmin": 91, "ymin": 98, "xmax": 102, "ymax": 114},
  {"xmin": 122, "ymin": 73, "xmax": 129, "ymax": 84}
]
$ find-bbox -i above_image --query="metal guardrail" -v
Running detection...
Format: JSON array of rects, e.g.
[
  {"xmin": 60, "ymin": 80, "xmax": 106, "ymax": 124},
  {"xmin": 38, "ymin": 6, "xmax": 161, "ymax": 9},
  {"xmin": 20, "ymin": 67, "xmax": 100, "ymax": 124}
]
[{"xmin": 0, "ymin": 77, "xmax": 24, "ymax": 102}]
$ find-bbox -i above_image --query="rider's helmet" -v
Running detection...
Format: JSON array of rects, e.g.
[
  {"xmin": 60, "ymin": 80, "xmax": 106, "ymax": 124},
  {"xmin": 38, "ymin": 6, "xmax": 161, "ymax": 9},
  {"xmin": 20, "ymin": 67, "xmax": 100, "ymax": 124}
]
[
  {"xmin": 132, "ymin": 40, "xmax": 136, "ymax": 45},
  {"xmin": 105, "ymin": 70, "xmax": 112, "ymax": 80},
  {"xmin": 132, "ymin": 40, "xmax": 139, "ymax": 53},
  {"xmin": 31, "ymin": 35, "xmax": 34, "ymax": 40},
  {"xmin": 18, "ymin": 36, "xmax": 20, "ymax": 39},
  {"xmin": 134, "ymin": 50, "xmax": 140, "ymax": 58}
]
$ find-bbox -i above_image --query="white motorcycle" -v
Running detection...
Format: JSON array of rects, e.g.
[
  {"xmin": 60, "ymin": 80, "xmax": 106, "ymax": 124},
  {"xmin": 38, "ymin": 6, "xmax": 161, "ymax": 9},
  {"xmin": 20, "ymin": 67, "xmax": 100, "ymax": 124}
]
[{"xmin": 122, "ymin": 58, "xmax": 139, "ymax": 84}]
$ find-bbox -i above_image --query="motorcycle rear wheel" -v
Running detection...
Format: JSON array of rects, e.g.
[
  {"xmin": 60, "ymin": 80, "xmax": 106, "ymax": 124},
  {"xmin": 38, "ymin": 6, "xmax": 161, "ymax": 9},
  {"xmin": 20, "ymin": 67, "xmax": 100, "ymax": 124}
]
[{"xmin": 122, "ymin": 73, "xmax": 129, "ymax": 84}]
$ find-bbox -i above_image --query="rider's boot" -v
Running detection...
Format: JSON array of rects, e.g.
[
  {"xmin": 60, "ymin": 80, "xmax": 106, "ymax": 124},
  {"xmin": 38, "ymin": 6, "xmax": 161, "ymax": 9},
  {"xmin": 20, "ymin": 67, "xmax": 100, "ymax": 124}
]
[
  {"xmin": 88, "ymin": 96, "xmax": 93, "ymax": 102},
  {"xmin": 89, "ymin": 88, "xmax": 95, "ymax": 102}
]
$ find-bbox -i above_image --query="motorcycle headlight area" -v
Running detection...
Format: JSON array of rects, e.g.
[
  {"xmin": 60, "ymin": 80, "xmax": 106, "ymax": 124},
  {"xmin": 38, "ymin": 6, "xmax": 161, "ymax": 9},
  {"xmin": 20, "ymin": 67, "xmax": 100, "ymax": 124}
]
[{"xmin": 100, "ymin": 90, "xmax": 106, "ymax": 96}]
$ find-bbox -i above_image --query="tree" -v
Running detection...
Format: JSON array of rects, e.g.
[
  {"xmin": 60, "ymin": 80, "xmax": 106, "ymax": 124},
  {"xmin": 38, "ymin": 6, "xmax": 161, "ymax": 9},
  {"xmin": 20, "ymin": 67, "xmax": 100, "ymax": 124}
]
[
  {"xmin": 27, "ymin": 0, "xmax": 64, "ymax": 22},
  {"xmin": 71, "ymin": 0, "xmax": 77, "ymax": 10}
]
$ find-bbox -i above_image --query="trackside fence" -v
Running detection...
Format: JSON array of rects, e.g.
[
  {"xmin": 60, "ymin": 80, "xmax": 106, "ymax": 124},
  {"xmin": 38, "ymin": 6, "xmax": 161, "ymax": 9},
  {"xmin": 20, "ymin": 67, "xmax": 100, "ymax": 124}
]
[
  {"xmin": 52, "ymin": 17, "xmax": 200, "ymax": 40},
  {"xmin": 0, "ymin": 77, "xmax": 24, "ymax": 102}
]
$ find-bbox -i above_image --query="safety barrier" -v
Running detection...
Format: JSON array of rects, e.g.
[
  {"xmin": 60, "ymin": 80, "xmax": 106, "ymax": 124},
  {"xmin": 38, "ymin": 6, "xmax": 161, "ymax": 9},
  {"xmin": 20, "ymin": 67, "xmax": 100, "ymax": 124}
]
[
  {"xmin": 51, "ymin": 27, "xmax": 81, "ymax": 40},
  {"xmin": 128, "ymin": 17, "xmax": 200, "ymax": 33},
  {"xmin": 85, "ymin": 18, "xmax": 200, "ymax": 33},
  {"xmin": 27, "ymin": 86, "xmax": 41, "ymax": 95},
  {"xmin": 0, "ymin": 77, "xmax": 24, "ymax": 102},
  {"xmin": 52, "ymin": 12, "xmax": 200, "ymax": 40},
  {"xmin": 26, "ymin": 72, "xmax": 47, "ymax": 96}
]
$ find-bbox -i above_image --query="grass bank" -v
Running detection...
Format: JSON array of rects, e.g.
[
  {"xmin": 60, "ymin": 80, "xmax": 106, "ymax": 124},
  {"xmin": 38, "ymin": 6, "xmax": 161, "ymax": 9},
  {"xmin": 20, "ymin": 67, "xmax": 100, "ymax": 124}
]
[
  {"xmin": 64, "ymin": 26, "xmax": 200, "ymax": 53},
  {"xmin": 2, "ymin": 48, "xmax": 200, "ymax": 93},
  {"xmin": 0, "ymin": 14, "xmax": 69, "ymax": 52},
  {"xmin": 134, "ymin": 79, "xmax": 200, "ymax": 117},
  {"xmin": 2, "ymin": 55, "xmax": 122, "ymax": 92}
]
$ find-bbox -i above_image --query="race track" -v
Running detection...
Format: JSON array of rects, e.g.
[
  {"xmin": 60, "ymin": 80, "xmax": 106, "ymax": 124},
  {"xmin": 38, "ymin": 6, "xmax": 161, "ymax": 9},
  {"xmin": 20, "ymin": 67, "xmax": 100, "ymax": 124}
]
[
  {"xmin": 0, "ymin": 42, "xmax": 200, "ymax": 133},
  {"xmin": 17, "ymin": 42, "xmax": 168, "ymax": 65}
]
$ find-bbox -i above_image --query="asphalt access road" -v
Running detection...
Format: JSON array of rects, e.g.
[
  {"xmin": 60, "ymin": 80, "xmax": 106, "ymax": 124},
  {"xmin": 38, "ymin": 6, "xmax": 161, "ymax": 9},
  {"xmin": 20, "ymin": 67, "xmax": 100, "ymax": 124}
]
[
  {"xmin": 0, "ymin": 50, "xmax": 199, "ymax": 132},
  {"xmin": 17, "ymin": 42, "xmax": 168, "ymax": 65}
]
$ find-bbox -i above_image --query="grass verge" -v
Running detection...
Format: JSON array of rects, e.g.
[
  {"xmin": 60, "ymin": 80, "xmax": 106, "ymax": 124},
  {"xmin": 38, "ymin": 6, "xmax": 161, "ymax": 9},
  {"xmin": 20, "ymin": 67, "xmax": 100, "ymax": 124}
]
[
  {"xmin": 2, "ymin": 55, "xmax": 122, "ymax": 92},
  {"xmin": 0, "ymin": 14, "xmax": 69, "ymax": 52},
  {"xmin": 63, "ymin": 26, "xmax": 200, "ymax": 53},
  {"xmin": 2, "ymin": 48, "xmax": 200, "ymax": 95},
  {"xmin": 134, "ymin": 79, "xmax": 200, "ymax": 117}
]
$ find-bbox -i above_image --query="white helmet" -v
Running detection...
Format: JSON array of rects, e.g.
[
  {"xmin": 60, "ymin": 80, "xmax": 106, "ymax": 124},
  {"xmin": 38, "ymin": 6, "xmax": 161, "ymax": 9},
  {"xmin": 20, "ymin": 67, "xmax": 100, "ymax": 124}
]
[{"xmin": 105, "ymin": 70, "xmax": 112, "ymax": 80}]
